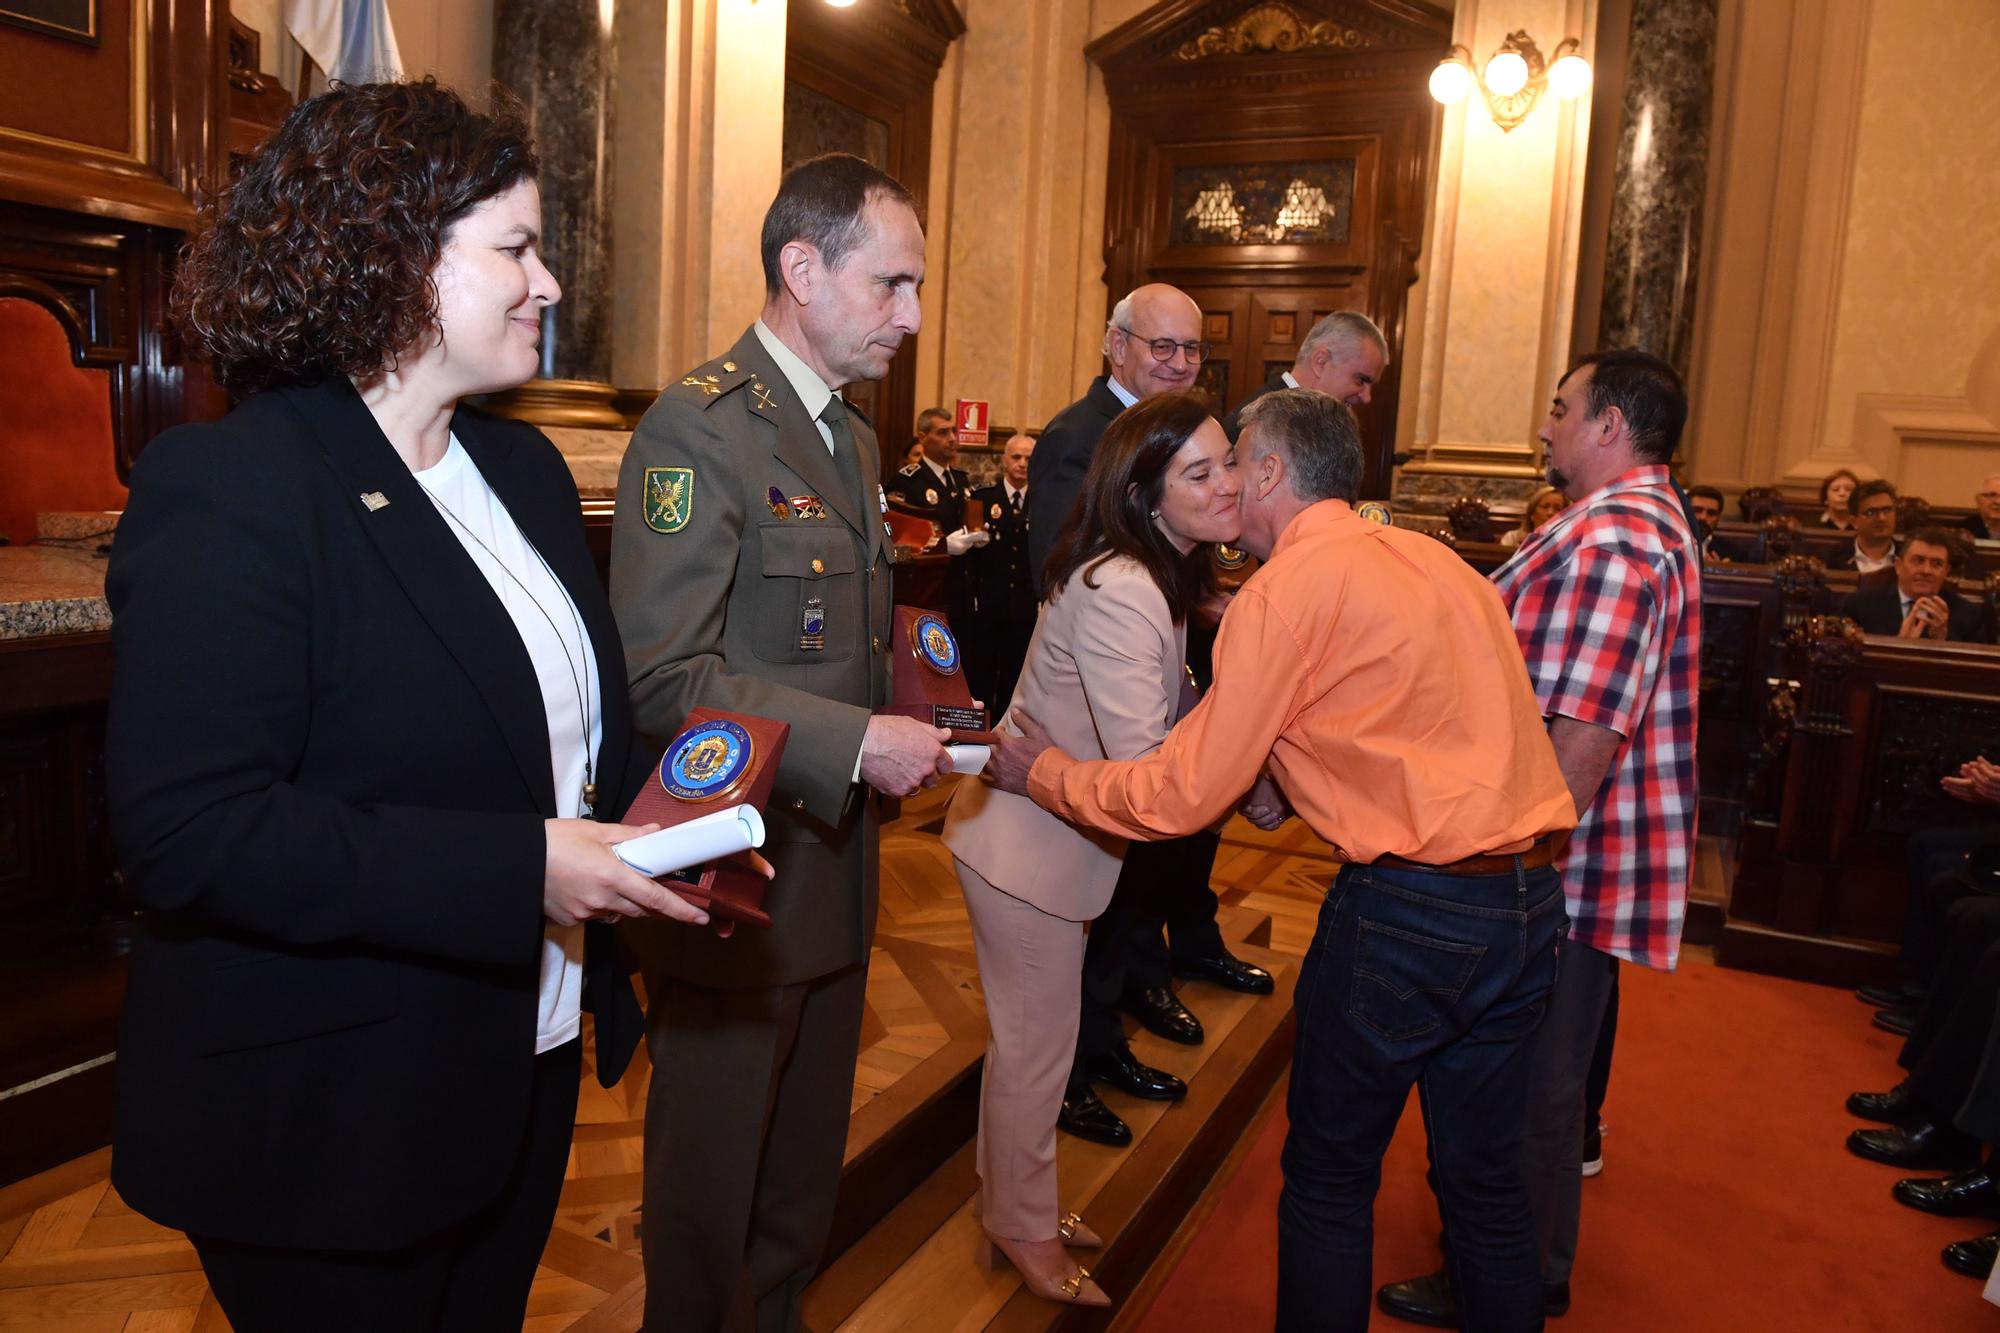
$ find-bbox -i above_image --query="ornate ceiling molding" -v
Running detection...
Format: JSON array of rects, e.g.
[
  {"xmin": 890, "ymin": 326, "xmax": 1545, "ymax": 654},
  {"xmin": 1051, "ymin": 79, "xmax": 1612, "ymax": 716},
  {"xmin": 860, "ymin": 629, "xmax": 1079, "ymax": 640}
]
[{"xmin": 1173, "ymin": 3, "xmax": 1372, "ymax": 61}]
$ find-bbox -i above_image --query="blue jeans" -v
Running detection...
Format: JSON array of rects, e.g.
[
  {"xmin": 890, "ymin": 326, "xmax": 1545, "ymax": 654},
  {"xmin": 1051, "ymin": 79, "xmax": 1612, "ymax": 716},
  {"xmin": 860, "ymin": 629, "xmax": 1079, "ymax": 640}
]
[{"xmin": 1277, "ymin": 860, "xmax": 1565, "ymax": 1333}]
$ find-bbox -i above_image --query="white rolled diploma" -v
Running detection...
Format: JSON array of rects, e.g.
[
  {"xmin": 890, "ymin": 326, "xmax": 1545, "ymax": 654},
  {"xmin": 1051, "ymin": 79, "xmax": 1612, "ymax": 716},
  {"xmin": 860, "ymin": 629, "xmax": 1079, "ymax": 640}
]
[
  {"xmin": 612, "ymin": 803, "xmax": 766, "ymax": 878},
  {"xmin": 946, "ymin": 743, "xmax": 990, "ymax": 776}
]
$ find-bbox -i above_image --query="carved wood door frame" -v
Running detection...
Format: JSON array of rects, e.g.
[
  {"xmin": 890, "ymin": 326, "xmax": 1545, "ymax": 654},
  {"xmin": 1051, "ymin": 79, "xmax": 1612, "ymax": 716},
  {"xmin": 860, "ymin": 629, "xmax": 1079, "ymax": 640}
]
[{"xmin": 1088, "ymin": 0, "xmax": 1450, "ymax": 498}]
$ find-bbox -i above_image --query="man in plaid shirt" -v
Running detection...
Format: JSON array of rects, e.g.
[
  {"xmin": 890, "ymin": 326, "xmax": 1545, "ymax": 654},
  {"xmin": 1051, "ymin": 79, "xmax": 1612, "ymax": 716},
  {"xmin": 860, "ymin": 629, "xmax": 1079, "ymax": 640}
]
[{"xmin": 1382, "ymin": 350, "xmax": 1700, "ymax": 1328}]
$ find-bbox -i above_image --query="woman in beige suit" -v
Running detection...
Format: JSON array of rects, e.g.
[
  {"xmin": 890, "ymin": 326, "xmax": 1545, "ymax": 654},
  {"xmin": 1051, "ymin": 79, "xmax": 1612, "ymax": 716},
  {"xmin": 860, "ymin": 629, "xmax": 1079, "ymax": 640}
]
[{"xmin": 943, "ymin": 391, "xmax": 1242, "ymax": 1306}]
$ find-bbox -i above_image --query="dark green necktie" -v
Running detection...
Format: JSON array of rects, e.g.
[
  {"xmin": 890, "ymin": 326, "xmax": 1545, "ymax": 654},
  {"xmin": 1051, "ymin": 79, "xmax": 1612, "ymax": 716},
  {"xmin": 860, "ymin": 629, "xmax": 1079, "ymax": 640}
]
[{"xmin": 817, "ymin": 398, "xmax": 866, "ymax": 515}]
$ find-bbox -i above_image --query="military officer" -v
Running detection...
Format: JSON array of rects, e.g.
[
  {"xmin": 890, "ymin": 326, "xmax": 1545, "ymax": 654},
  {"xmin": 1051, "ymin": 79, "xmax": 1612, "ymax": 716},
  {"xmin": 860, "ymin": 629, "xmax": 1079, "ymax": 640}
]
[
  {"xmin": 610, "ymin": 153, "xmax": 951, "ymax": 1333},
  {"xmin": 964, "ymin": 432, "xmax": 1037, "ymax": 713}
]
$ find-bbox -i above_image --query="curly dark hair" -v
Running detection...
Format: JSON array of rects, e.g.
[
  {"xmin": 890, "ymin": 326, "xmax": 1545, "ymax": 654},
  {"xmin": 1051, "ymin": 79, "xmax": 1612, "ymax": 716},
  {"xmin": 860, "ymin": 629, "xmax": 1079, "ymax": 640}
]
[{"xmin": 173, "ymin": 79, "xmax": 538, "ymax": 395}]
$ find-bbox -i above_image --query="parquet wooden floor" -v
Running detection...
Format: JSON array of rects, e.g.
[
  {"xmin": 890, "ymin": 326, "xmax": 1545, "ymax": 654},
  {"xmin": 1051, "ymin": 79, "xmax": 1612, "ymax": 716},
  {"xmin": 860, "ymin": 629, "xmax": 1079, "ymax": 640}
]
[{"xmin": 0, "ymin": 787, "xmax": 1341, "ymax": 1331}]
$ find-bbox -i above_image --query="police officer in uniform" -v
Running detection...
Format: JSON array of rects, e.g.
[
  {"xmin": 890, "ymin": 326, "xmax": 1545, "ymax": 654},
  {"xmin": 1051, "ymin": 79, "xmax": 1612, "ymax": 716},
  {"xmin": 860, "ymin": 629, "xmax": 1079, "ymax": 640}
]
[
  {"xmin": 610, "ymin": 153, "xmax": 951, "ymax": 1333},
  {"xmin": 965, "ymin": 431, "xmax": 1037, "ymax": 714},
  {"xmin": 888, "ymin": 406, "xmax": 973, "ymax": 543}
]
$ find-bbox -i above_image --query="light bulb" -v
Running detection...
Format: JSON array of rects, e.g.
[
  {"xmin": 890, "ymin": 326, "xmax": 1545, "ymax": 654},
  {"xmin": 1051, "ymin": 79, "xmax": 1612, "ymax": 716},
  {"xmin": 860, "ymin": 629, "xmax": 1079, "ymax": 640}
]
[
  {"xmin": 1548, "ymin": 53, "xmax": 1593, "ymax": 99},
  {"xmin": 1484, "ymin": 50, "xmax": 1529, "ymax": 98},
  {"xmin": 1428, "ymin": 59, "xmax": 1474, "ymax": 105}
]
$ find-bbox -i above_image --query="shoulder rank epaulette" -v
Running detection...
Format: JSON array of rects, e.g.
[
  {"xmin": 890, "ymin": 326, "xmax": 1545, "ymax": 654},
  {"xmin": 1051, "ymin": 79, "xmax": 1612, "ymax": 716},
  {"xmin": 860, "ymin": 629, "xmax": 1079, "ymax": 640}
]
[
  {"xmin": 667, "ymin": 358, "xmax": 757, "ymax": 411},
  {"xmin": 896, "ymin": 461, "xmax": 921, "ymax": 477}
]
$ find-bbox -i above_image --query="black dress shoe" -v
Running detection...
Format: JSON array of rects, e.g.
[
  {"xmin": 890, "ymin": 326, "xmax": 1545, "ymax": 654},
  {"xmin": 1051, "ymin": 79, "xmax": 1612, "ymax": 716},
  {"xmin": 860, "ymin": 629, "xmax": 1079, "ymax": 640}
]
[
  {"xmin": 1174, "ymin": 949, "xmax": 1276, "ymax": 995},
  {"xmin": 1120, "ymin": 986, "xmax": 1204, "ymax": 1045},
  {"xmin": 1085, "ymin": 1041, "xmax": 1187, "ymax": 1101},
  {"xmin": 1847, "ymin": 1081, "xmax": 1917, "ymax": 1124},
  {"xmin": 1873, "ymin": 1004, "xmax": 1918, "ymax": 1036},
  {"xmin": 1057, "ymin": 1087, "xmax": 1132, "ymax": 1146},
  {"xmin": 1856, "ymin": 980, "xmax": 1922, "ymax": 1009},
  {"xmin": 1375, "ymin": 1270, "xmax": 1570, "ymax": 1327},
  {"xmin": 1894, "ymin": 1165, "xmax": 2000, "ymax": 1217},
  {"xmin": 1847, "ymin": 1120, "xmax": 1981, "ymax": 1170},
  {"xmin": 1942, "ymin": 1232, "xmax": 2000, "ymax": 1279}
]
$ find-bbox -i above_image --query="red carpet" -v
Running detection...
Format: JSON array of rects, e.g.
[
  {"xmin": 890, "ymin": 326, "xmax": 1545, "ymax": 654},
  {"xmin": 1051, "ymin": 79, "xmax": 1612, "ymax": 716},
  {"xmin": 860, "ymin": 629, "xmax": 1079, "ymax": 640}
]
[{"xmin": 1134, "ymin": 962, "xmax": 2000, "ymax": 1331}]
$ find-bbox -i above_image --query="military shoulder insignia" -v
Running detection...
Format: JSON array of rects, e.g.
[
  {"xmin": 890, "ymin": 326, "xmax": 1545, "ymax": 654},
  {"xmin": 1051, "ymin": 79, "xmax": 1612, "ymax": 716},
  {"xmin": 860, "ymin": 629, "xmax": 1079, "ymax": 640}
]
[
  {"xmin": 670, "ymin": 358, "xmax": 754, "ymax": 411},
  {"xmin": 644, "ymin": 466, "xmax": 694, "ymax": 534},
  {"xmin": 897, "ymin": 462, "xmax": 921, "ymax": 477}
]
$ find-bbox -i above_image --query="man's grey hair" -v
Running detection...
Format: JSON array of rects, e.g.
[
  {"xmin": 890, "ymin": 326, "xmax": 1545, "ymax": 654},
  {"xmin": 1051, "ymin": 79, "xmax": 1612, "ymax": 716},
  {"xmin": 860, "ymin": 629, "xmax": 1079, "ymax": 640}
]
[
  {"xmin": 1238, "ymin": 388, "xmax": 1364, "ymax": 503},
  {"xmin": 1102, "ymin": 294, "xmax": 1135, "ymax": 358},
  {"xmin": 1296, "ymin": 310, "xmax": 1387, "ymax": 368}
]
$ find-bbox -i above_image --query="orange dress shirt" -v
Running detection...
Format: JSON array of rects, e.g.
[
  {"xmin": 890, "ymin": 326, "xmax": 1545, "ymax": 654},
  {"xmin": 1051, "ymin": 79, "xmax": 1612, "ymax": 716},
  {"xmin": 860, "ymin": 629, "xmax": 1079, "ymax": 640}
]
[{"xmin": 1028, "ymin": 500, "xmax": 1576, "ymax": 864}]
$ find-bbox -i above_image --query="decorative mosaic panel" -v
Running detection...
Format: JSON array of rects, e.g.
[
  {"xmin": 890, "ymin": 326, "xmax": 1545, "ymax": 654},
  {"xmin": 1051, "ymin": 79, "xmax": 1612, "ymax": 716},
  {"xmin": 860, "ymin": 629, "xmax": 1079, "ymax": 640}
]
[{"xmin": 1173, "ymin": 160, "xmax": 1356, "ymax": 246}]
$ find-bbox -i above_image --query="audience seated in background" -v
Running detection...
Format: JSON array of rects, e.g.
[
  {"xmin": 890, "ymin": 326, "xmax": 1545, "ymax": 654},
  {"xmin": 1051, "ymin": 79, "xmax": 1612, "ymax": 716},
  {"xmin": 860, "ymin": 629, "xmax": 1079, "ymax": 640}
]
[
  {"xmin": 1858, "ymin": 757, "xmax": 2000, "ymax": 1035},
  {"xmin": 1840, "ymin": 529, "xmax": 1992, "ymax": 642},
  {"xmin": 1815, "ymin": 469, "xmax": 1862, "ymax": 531},
  {"xmin": 1845, "ymin": 804, "xmax": 2000, "ymax": 1283},
  {"xmin": 1961, "ymin": 473, "xmax": 2000, "ymax": 543},
  {"xmin": 1686, "ymin": 485, "xmax": 1752, "ymax": 563},
  {"xmin": 1833, "ymin": 479, "xmax": 1901, "ymax": 575},
  {"xmin": 1498, "ymin": 484, "xmax": 1569, "ymax": 549}
]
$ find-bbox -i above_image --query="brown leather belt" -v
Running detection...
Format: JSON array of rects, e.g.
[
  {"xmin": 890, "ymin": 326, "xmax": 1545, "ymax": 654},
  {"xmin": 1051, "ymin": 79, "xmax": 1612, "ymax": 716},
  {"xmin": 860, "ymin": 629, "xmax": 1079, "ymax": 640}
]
[{"xmin": 1374, "ymin": 835, "xmax": 1559, "ymax": 878}]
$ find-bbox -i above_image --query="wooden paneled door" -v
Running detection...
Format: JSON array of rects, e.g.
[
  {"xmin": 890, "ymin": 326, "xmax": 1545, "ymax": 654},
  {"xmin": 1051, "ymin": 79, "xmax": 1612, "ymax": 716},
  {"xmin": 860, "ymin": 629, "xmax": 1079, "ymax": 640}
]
[{"xmin": 1088, "ymin": 1, "xmax": 1451, "ymax": 497}]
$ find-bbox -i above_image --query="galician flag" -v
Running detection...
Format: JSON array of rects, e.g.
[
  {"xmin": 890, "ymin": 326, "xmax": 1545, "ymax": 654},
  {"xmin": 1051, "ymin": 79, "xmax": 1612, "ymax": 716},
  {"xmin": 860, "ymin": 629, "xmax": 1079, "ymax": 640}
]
[{"xmin": 283, "ymin": 0, "xmax": 403, "ymax": 85}]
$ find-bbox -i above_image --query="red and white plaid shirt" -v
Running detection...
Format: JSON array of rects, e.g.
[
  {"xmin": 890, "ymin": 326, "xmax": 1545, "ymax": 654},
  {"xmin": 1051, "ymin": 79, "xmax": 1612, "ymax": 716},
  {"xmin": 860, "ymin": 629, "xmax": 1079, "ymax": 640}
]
[{"xmin": 1491, "ymin": 465, "xmax": 1701, "ymax": 971}]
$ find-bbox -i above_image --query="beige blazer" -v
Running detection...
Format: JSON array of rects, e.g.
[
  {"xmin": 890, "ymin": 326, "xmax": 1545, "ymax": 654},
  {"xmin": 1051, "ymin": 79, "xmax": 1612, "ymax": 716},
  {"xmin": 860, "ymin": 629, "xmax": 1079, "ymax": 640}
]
[{"xmin": 943, "ymin": 554, "xmax": 1187, "ymax": 921}]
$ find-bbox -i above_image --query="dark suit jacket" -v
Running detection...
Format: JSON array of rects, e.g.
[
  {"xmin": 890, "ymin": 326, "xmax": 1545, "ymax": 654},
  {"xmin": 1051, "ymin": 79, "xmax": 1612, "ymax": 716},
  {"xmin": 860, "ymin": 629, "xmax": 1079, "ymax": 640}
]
[
  {"xmin": 967, "ymin": 483, "xmax": 1035, "ymax": 623},
  {"xmin": 104, "ymin": 379, "xmax": 647, "ymax": 1252},
  {"xmin": 1026, "ymin": 376, "xmax": 1126, "ymax": 595},
  {"xmin": 886, "ymin": 457, "xmax": 971, "ymax": 537},
  {"xmin": 1960, "ymin": 513, "xmax": 2000, "ymax": 542},
  {"xmin": 1223, "ymin": 371, "xmax": 1291, "ymax": 442},
  {"xmin": 1840, "ymin": 583, "xmax": 1993, "ymax": 642},
  {"xmin": 611, "ymin": 326, "xmax": 892, "ymax": 989}
]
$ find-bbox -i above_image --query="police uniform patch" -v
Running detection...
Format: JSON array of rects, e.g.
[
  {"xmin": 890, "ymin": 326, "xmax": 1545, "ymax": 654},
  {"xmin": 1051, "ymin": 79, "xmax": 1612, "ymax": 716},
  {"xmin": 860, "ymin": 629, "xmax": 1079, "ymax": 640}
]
[
  {"xmin": 925, "ymin": 488, "xmax": 939, "ymax": 505},
  {"xmin": 898, "ymin": 462, "xmax": 920, "ymax": 477},
  {"xmin": 644, "ymin": 467, "xmax": 694, "ymax": 534},
  {"xmin": 990, "ymin": 503, "xmax": 1003, "ymax": 521}
]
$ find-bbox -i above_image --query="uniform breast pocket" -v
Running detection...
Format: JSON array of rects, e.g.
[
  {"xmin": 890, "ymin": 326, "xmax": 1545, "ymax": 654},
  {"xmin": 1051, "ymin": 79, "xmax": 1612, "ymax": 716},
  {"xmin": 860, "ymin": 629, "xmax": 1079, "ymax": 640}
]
[{"xmin": 752, "ymin": 525, "xmax": 864, "ymax": 665}]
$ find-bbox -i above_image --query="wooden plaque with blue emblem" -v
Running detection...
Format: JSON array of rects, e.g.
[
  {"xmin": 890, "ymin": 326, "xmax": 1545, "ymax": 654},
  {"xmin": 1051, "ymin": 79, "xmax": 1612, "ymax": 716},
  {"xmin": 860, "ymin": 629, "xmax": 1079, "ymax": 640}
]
[
  {"xmin": 621, "ymin": 706, "xmax": 791, "ymax": 929},
  {"xmin": 887, "ymin": 605, "xmax": 994, "ymax": 743}
]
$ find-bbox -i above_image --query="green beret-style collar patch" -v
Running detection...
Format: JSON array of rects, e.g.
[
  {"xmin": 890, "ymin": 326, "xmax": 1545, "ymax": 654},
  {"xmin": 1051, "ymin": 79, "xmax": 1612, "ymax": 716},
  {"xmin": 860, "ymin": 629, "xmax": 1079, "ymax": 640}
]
[{"xmin": 645, "ymin": 466, "xmax": 694, "ymax": 534}]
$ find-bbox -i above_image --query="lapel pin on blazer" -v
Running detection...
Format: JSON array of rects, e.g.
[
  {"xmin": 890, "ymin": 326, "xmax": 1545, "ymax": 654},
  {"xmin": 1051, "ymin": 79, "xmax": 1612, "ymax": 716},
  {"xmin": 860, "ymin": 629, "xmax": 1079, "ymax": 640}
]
[{"xmin": 360, "ymin": 491, "xmax": 390, "ymax": 512}]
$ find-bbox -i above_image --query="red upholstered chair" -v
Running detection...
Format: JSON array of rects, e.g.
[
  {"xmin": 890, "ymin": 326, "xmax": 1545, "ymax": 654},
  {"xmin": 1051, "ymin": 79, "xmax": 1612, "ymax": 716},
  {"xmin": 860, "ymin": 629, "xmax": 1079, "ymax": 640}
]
[{"xmin": 0, "ymin": 294, "xmax": 127, "ymax": 545}]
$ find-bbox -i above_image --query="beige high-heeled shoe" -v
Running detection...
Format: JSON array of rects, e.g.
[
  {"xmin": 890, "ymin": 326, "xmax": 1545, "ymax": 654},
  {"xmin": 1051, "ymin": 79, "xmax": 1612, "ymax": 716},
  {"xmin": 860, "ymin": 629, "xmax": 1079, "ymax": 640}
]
[
  {"xmin": 978, "ymin": 1232, "xmax": 1112, "ymax": 1307},
  {"xmin": 1057, "ymin": 1211, "xmax": 1102, "ymax": 1249}
]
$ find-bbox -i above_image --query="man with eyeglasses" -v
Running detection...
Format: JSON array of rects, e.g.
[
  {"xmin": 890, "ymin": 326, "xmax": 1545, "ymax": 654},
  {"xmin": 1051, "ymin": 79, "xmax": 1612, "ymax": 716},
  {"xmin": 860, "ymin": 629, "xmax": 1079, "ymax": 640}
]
[
  {"xmin": 1024, "ymin": 282, "xmax": 1272, "ymax": 1151},
  {"xmin": 1958, "ymin": 473, "xmax": 2000, "ymax": 543},
  {"xmin": 1837, "ymin": 479, "xmax": 1901, "ymax": 576}
]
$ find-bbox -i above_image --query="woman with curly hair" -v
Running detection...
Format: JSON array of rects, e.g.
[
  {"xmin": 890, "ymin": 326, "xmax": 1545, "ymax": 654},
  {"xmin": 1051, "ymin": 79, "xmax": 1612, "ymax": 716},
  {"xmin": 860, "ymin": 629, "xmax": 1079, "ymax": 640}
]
[
  {"xmin": 1815, "ymin": 467, "xmax": 1862, "ymax": 530},
  {"xmin": 104, "ymin": 80, "xmax": 715, "ymax": 1329}
]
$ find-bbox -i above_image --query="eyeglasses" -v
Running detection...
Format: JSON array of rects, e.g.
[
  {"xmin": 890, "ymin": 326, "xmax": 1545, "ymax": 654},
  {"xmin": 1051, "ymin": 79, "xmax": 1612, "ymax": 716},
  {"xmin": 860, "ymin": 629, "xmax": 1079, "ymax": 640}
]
[
  {"xmin": 1857, "ymin": 504, "xmax": 1897, "ymax": 519},
  {"xmin": 1117, "ymin": 327, "xmax": 1210, "ymax": 364}
]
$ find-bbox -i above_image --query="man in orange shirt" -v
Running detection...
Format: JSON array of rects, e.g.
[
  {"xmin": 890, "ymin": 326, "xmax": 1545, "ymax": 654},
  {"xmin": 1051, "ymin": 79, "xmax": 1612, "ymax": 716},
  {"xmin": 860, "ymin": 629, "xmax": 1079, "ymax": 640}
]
[{"xmin": 988, "ymin": 389, "xmax": 1576, "ymax": 1332}]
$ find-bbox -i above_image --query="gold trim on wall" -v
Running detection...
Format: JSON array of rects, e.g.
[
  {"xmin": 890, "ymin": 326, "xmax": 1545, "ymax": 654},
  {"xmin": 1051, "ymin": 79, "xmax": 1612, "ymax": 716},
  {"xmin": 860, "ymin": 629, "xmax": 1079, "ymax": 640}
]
[{"xmin": 0, "ymin": 0, "xmax": 149, "ymax": 167}]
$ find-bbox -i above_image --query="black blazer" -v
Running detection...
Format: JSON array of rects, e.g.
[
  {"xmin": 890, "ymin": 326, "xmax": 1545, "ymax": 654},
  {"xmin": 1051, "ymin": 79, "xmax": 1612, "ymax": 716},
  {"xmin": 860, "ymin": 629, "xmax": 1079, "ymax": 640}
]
[
  {"xmin": 966, "ymin": 482, "xmax": 1036, "ymax": 623},
  {"xmin": 1025, "ymin": 376, "xmax": 1125, "ymax": 595},
  {"xmin": 104, "ymin": 379, "xmax": 647, "ymax": 1251},
  {"xmin": 1223, "ymin": 371, "xmax": 1290, "ymax": 442},
  {"xmin": 1840, "ymin": 583, "xmax": 1993, "ymax": 643}
]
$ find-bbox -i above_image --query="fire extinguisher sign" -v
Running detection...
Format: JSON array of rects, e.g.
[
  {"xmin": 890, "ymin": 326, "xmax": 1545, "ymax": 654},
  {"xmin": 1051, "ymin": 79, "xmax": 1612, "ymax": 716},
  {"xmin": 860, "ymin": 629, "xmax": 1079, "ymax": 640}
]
[{"xmin": 954, "ymin": 399, "xmax": 990, "ymax": 447}]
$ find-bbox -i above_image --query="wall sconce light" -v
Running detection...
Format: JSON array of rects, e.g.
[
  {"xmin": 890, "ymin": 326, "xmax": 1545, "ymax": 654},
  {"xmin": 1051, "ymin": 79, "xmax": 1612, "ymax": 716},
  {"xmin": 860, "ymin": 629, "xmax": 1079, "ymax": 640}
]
[{"xmin": 1429, "ymin": 31, "xmax": 1591, "ymax": 132}]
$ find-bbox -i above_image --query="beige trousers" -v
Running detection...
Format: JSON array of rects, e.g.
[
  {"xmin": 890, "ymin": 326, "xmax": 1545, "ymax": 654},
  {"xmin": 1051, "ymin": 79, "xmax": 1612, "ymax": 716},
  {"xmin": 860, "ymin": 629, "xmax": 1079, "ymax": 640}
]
[{"xmin": 954, "ymin": 857, "xmax": 1089, "ymax": 1241}]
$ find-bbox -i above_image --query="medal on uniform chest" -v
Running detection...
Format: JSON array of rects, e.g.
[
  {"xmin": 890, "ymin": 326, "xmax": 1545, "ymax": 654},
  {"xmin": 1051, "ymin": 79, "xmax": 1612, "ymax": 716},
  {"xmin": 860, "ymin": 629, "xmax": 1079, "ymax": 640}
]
[
  {"xmin": 767, "ymin": 486, "xmax": 790, "ymax": 520},
  {"xmin": 925, "ymin": 488, "xmax": 939, "ymax": 506},
  {"xmin": 989, "ymin": 502, "xmax": 1003, "ymax": 521},
  {"xmin": 800, "ymin": 595, "xmax": 826, "ymax": 651},
  {"xmin": 790, "ymin": 494, "xmax": 827, "ymax": 521}
]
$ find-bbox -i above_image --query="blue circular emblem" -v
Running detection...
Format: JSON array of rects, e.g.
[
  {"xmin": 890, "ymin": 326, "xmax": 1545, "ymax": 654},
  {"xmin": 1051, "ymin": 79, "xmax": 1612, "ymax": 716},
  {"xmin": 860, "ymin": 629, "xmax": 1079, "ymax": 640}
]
[
  {"xmin": 912, "ymin": 613, "xmax": 961, "ymax": 676},
  {"xmin": 1356, "ymin": 501, "xmax": 1393, "ymax": 526},
  {"xmin": 662, "ymin": 719, "xmax": 754, "ymax": 801}
]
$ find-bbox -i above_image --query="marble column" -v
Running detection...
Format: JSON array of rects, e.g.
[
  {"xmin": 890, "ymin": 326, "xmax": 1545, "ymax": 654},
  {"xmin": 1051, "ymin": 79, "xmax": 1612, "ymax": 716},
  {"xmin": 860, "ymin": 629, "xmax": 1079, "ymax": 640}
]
[
  {"xmin": 494, "ymin": 0, "xmax": 614, "ymax": 386},
  {"xmin": 1598, "ymin": 0, "xmax": 1718, "ymax": 377}
]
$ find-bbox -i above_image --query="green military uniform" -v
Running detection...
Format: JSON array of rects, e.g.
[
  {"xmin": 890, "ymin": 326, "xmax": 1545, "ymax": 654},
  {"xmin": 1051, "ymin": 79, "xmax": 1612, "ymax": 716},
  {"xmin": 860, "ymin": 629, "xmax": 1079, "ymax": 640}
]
[{"xmin": 610, "ymin": 323, "xmax": 893, "ymax": 1333}]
